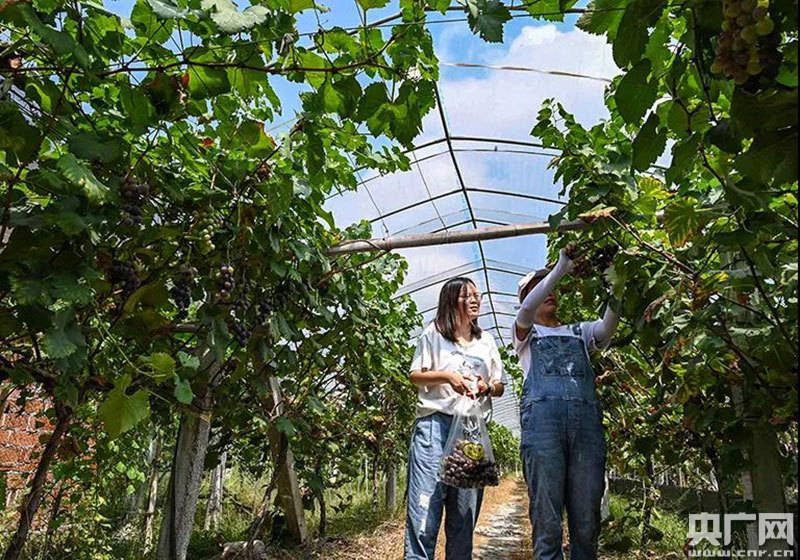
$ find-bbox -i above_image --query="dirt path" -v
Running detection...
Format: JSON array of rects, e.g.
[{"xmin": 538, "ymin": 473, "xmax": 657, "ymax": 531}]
[
  {"xmin": 272, "ymin": 476, "xmax": 524, "ymax": 559},
  {"xmin": 473, "ymin": 478, "xmax": 531, "ymax": 559},
  {"xmin": 268, "ymin": 476, "xmax": 676, "ymax": 559}
]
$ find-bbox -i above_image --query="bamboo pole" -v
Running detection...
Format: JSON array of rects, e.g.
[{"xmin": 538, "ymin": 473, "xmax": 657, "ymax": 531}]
[{"xmin": 327, "ymin": 218, "xmax": 588, "ymax": 255}]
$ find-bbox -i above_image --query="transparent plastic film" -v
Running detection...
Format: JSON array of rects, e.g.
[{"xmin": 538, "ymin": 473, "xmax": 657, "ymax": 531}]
[{"xmin": 437, "ymin": 394, "xmax": 499, "ymax": 489}]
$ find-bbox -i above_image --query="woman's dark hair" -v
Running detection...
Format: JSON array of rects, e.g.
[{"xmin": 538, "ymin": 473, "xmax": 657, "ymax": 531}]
[{"xmin": 434, "ymin": 277, "xmax": 482, "ymax": 343}]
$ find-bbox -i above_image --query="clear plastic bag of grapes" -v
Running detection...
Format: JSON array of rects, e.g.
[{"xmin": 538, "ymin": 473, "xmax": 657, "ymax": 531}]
[{"xmin": 438, "ymin": 397, "xmax": 499, "ymax": 489}]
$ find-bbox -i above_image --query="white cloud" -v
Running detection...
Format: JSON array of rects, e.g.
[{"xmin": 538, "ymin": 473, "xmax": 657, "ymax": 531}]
[{"xmin": 436, "ymin": 24, "xmax": 619, "ymax": 141}]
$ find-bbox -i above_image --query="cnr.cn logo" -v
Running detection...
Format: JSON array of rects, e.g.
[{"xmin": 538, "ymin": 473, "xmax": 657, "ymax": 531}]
[{"xmin": 686, "ymin": 513, "xmax": 796, "ymax": 557}]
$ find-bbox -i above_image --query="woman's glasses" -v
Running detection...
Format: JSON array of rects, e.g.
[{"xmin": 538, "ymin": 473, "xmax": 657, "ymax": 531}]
[{"xmin": 459, "ymin": 293, "xmax": 483, "ymax": 303}]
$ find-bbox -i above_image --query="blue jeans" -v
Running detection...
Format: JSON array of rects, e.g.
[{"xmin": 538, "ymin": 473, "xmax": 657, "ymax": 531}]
[
  {"xmin": 405, "ymin": 412, "xmax": 484, "ymax": 560},
  {"xmin": 520, "ymin": 400, "xmax": 606, "ymax": 560}
]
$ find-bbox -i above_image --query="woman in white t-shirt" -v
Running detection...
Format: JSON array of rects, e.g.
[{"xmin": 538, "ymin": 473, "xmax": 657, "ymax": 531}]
[
  {"xmin": 514, "ymin": 243, "xmax": 619, "ymax": 560},
  {"xmin": 404, "ymin": 277, "xmax": 505, "ymax": 560}
]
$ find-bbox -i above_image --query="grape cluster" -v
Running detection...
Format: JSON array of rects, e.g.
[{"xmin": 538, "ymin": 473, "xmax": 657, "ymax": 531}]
[
  {"xmin": 572, "ymin": 245, "xmax": 619, "ymax": 278},
  {"xmin": 712, "ymin": 0, "xmax": 778, "ymax": 84},
  {"xmin": 120, "ymin": 179, "xmax": 149, "ymax": 227},
  {"xmin": 236, "ymin": 280, "xmax": 251, "ymax": 314},
  {"xmin": 216, "ymin": 265, "xmax": 235, "ymax": 300},
  {"xmin": 572, "ymin": 258, "xmax": 593, "ymax": 279},
  {"xmin": 590, "ymin": 245, "xmax": 618, "ymax": 270},
  {"xmin": 230, "ymin": 321, "xmax": 251, "ymax": 346},
  {"xmin": 255, "ymin": 162, "xmax": 272, "ymax": 182},
  {"xmin": 231, "ymin": 279, "xmax": 253, "ymax": 345},
  {"xmin": 255, "ymin": 301, "xmax": 272, "ymax": 325},
  {"xmin": 439, "ymin": 440, "xmax": 499, "ymax": 488},
  {"xmin": 193, "ymin": 211, "xmax": 223, "ymax": 254},
  {"xmin": 108, "ymin": 260, "xmax": 140, "ymax": 295},
  {"xmin": 171, "ymin": 266, "xmax": 196, "ymax": 320}
]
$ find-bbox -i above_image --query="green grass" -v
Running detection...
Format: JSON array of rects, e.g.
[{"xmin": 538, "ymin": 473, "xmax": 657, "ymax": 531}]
[{"xmin": 601, "ymin": 494, "xmax": 686, "ymax": 554}]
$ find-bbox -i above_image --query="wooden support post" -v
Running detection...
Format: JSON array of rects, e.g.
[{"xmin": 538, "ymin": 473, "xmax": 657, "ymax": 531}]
[
  {"xmin": 143, "ymin": 435, "xmax": 162, "ymax": 555},
  {"xmin": 600, "ymin": 472, "xmax": 610, "ymax": 521},
  {"xmin": 265, "ymin": 377, "xmax": 307, "ymax": 545},
  {"xmin": 204, "ymin": 451, "xmax": 226, "ymax": 531},
  {"xmin": 326, "ymin": 217, "xmax": 589, "ymax": 255},
  {"xmin": 385, "ymin": 464, "xmax": 397, "ymax": 510}
]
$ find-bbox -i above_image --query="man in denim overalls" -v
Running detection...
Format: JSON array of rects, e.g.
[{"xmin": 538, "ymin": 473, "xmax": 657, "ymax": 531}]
[{"xmin": 513, "ymin": 244, "xmax": 619, "ymax": 559}]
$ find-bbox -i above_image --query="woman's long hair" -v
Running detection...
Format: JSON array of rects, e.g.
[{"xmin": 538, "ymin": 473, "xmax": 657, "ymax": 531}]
[{"xmin": 434, "ymin": 277, "xmax": 482, "ymax": 343}]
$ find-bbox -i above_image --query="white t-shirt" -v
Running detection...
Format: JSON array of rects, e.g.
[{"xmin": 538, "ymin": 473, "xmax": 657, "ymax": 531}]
[
  {"xmin": 512, "ymin": 321, "xmax": 610, "ymax": 380},
  {"xmin": 410, "ymin": 322, "xmax": 504, "ymax": 419}
]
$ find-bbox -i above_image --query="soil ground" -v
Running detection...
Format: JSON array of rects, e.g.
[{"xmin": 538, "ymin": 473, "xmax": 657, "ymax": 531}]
[{"xmin": 266, "ymin": 476, "xmax": 681, "ymax": 559}]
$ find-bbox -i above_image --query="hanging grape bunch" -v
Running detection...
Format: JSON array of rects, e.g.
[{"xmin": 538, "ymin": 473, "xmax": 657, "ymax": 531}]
[
  {"xmin": 591, "ymin": 245, "xmax": 618, "ymax": 271},
  {"xmin": 216, "ymin": 264, "xmax": 235, "ymax": 300},
  {"xmin": 712, "ymin": 0, "xmax": 779, "ymax": 84},
  {"xmin": 236, "ymin": 278, "xmax": 251, "ymax": 314},
  {"xmin": 230, "ymin": 276, "xmax": 253, "ymax": 345},
  {"xmin": 192, "ymin": 211, "xmax": 223, "ymax": 254},
  {"xmin": 572, "ymin": 258, "xmax": 593, "ymax": 279},
  {"xmin": 229, "ymin": 319, "xmax": 251, "ymax": 346},
  {"xmin": 255, "ymin": 299, "xmax": 272, "ymax": 326},
  {"xmin": 120, "ymin": 179, "xmax": 149, "ymax": 227},
  {"xmin": 170, "ymin": 266, "xmax": 196, "ymax": 320},
  {"xmin": 439, "ymin": 439, "xmax": 499, "ymax": 488},
  {"xmin": 108, "ymin": 259, "xmax": 140, "ymax": 296}
]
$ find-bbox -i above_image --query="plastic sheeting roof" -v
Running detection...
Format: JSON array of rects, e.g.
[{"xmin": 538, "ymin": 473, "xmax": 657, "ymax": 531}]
[{"xmin": 321, "ymin": 11, "xmax": 617, "ymax": 436}]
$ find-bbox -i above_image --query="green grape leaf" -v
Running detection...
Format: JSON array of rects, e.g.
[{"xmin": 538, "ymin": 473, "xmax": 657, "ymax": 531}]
[
  {"xmin": 147, "ymin": 0, "xmax": 200, "ymax": 18},
  {"xmin": 665, "ymin": 134, "xmax": 700, "ymax": 185},
  {"xmin": 576, "ymin": 0, "xmax": 625, "ymax": 38},
  {"xmin": 466, "ymin": 0, "xmax": 512, "ymax": 43},
  {"xmin": 20, "ymin": 4, "xmax": 89, "ymax": 67},
  {"xmin": 201, "ymin": 0, "xmax": 269, "ymax": 33},
  {"xmin": 526, "ymin": 0, "xmax": 577, "ymax": 22},
  {"xmin": 289, "ymin": 0, "xmax": 316, "ymax": 12},
  {"xmin": 614, "ymin": 59, "xmax": 656, "ymax": 123},
  {"xmin": 357, "ymin": 0, "xmax": 389, "ymax": 8},
  {"xmin": 174, "ymin": 376, "xmax": 194, "ymax": 404},
  {"xmin": 0, "ymin": 101, "xmax": 42, "ymax": 164},
  {"xmin": 548, "ymin": 208, "xmax": 567, "ymax": 230},
  {"xmin": 276, "ymin": 416, "xmax": 296, "ymax": 437},
  {"xmin": 430, "ymin": 0, "xmax": 450, "ymax": 14},
  {"xmin": 177, "ymin": 351, "xmax": 201, "ymax": 369},
  {"xmin": 663, "ymin": 197, "xmax": 705, "ymax": 247},
  {"xmin": 612, "ymin": 0, "xmax": 664, "ymax": 68},
  {"xmin": 42, "ymin": 310, "xmax": 85, "ymax": 359},
  {"xmin": 736, "ymin": 129, "xmax": 798, "ymax": 186},
  {"xmin": 67, "ymin": 132, "xmax": 124, "ymax": 164},
  {"xmin": 730, "ymin": 88, "xmax": 798, "ymax": 134},
  {"xmin": 357, "ymin": 82, "xmax": 390, "ymax": 121},
  {"xmin": 146, "ymin": 352, "xmax": 176, "ymax": 381},
  {"xmin": 120, "ymin": 85, "xmax": 157, "ymax": 134},
  {"xmin": 99, "ymin": 374, "xmax": 150, "ymax": 438},
  {"xmin": 131, "ymin": 0, "xmax": 174, "ymax": 43},
  {"xmin": 57, "ymin": 153, "xmax": 109, "ymax": 203},
  {"xmin": 705, "ymin": 120, "xmax": 742, "ymax": 153},
  {"xmin": 632, "ymin": 113, "xmax": 666, "ymax": 171}
]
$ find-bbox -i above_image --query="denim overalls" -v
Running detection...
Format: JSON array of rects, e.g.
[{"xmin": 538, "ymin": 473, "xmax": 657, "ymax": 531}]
[{"xmin": 519, "ymin": 323, "xmax": 606, "ymax": 560}]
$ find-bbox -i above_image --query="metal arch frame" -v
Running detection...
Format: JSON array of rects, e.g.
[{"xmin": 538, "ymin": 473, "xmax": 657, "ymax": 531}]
[
  {"xmin": 368, "ymin": 187, "xmax": 563, "ymax": 224},
  {"xmin": 417, "ymin": 289, "xmax": 520, "ymax": 315},
  {"xmin": 353, "ymin": 143, "xmax": 560, "ymax": 188},
  {"xmin": 350, "ymin": 135, "xmax": 557, "ymax": 176},
  {"xmin": 397, "ymin": 263, "xmax": 531, "ymax": 298},
  {"xmin": 435, "ymin": 85, "xmax": 500, "ymax": 345}
]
